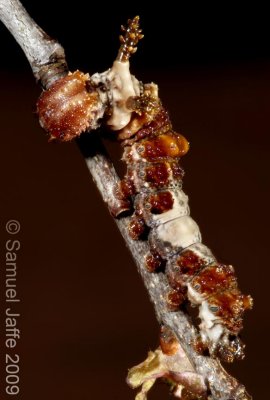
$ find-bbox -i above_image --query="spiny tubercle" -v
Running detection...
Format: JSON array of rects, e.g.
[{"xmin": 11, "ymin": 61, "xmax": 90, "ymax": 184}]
[{"xmin": 117, "ymin": 16, "xmax": 144, "ymax": 62}]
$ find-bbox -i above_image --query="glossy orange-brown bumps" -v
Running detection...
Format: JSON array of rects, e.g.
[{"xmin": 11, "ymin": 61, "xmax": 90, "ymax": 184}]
[
  {"xmin": 137, "ymin": 133, "xmax": 189, "ymax": 162},
  {"xmin": 144, "ymin": 162, "xmax": 171, "ymax": 188},
  {"xmin": 190, "ymin": 264, "xmax": 237, "ymax": 297},
  {"xmin": 207, "ymin": 289, "xmax": 253, "ymax": 334},
  {"xmin": 166, "ymin": 250, "xmax": 206, "ymax": 291},
  {"xmin": 145, "ymin": 249, "xmax": 165, "ymax": 272},
  {"xmin": 37, "ymin": 71, "xmax": 101, "ymax": 141},
  {"xmin": 147, "ymin": 191, "xmax": 174, "ymax": 214}
]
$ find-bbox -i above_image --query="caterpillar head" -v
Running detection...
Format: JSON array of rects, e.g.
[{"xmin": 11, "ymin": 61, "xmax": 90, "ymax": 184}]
[
  {"xmin": 37, "ymin": 17, "xmax": 144, "ymax": 141},
  {"xmin": 37, "ymin": 71, "xmax": 105, "ymax": 142}
]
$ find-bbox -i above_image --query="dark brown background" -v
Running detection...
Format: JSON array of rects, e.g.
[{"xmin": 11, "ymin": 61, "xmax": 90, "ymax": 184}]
[{"xmin": 0, "ymin": 1, "xmax": 269, "ymax": 399}]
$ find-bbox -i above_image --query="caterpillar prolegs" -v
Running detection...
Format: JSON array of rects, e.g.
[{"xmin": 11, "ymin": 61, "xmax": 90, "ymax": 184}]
[{"xmin": 37, "ymin": 16, "xmax": 253, "ymax": 364}]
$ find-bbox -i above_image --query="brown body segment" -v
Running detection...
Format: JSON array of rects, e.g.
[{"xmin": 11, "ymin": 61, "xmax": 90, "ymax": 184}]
[
  {"xmin": 143, "ymin": 161, "xmax": 184, "ymax": 189},
  {"xmin": 176, "ymin": 250, "xmax": 206, "ymax": 276},
  {"xmin": 190, "ymin": 264, "xmax": 237, "ymax": 298},
  {"xmin": 144, "ymin": 162, "xmax": 171, "ymax": 188},
  {"xmin": 166, "ymin": 250, "xmax": 207, "ymax": 290},
  {"xmin": 129, "ymin": 160, "xmax": 184, "ymax": 194},
  {"xmin": 137, "ymin": 133, "xmax": 189, "ymax": 161},
  {"xmin": 147, "ymin": 191, "xmax": 174, "ymax": 214},
  {"xmin": 207, "ymin": 289, "xmax": 252, "ymax": 333}
]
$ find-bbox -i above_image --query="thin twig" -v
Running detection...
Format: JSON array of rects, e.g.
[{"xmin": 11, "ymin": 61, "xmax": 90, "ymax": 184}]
[
  {"xmin": 0, "ymin": 1, "xmax": 251, "ymax": 399},
  {"xmin": 0, "ymin": 0, "xmax": 68, "ymax": 87}
]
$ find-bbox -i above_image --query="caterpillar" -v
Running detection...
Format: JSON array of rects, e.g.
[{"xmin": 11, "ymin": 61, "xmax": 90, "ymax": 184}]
[{"xmin": 37, "ymin": 16, "xmax": 253, "ymax": 364}]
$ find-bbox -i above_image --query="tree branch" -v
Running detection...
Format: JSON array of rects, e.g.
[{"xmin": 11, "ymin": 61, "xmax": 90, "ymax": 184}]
[
  {"xmin": 0, "ymin": 1, "xmax": 251, "ymax": 399},
  {"xmin": 0, "ymin": 0, "xmax": 68, "ymax": 87}
]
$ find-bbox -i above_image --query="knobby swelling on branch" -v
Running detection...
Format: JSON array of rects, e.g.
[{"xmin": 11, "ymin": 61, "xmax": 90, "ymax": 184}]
[{"xmin": 0, "ymin": 1, "xmax": 252, "ymax": 399}]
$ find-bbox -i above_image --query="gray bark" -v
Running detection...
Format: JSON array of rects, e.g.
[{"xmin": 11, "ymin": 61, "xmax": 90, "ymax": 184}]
[{"xmin": 0, "ymin": 0, "xmax": 68, "ymax": 87}]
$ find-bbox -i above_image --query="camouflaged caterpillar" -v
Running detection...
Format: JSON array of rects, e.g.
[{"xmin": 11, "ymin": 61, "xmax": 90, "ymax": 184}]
[{"xmin": 37, "ymin": 16, "xmax": 253, "ymax": 364}]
